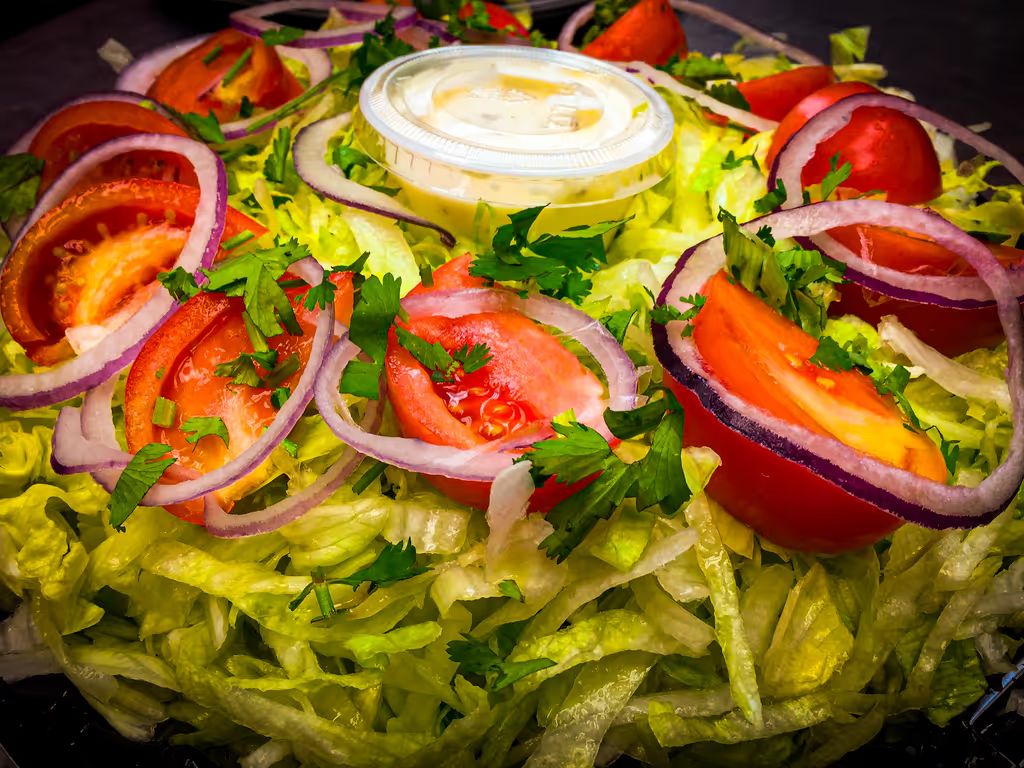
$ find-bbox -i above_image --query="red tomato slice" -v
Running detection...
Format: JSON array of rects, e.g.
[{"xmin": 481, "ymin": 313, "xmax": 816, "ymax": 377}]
[
  {"xmin": 28, "ymin": 100, "xmax": 193, "ymax": 195},
  {"xmin": 386, "ymin": 254, "xmax": 606, "ymax": 510},
  {"xmin": 735, "ymin": 66, "xmax": 836, "ymax": 122},
  {"xmin": 765, "ymin": 81, "xmax": 942, "ymax": 205},
  {"xmin": 124, "ymin": 273, "xmax": 354, "ymax": 524},
  {"xmin": 671, "ymin": 271, "xmax": 947, "ymax": 553},
  {"xmin": 582, "ymin": 0, "xmax": 687, "ymax": 68},
  {"xmin": 828, "ymin": 224, "xmax": 1024, "ymax": 355},
  {"xmin": 457, "ymin": 1, "xmax": 529, "ymax": 37},
  {"xmin": 147, "ymin": 29, "xmax": 302, "ymax": 122},
  {"xmin": 0, "ymin": 179, "xmax": 260, "ymax": 366}
]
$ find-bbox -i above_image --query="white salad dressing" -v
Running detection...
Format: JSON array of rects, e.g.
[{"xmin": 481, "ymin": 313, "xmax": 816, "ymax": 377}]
[{"xmin": 356, "ymin": 46, "xmax": 675, "ymax": 234}]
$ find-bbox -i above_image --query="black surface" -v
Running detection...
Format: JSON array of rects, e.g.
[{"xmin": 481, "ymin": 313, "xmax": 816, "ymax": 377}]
[{"xmin": 1, "ymin": 1, "xmax": 1023, "ymax": 766}]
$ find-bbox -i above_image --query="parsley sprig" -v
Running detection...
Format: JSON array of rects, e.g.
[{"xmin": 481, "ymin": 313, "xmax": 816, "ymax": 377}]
[
  {"xmin": 288, "ymin": 540, "xmax": 429, "ymax": 620},
  {"xmin": 394, "ymin": 326, "xmax": 492, "ymax": 384},
  {"xmin": 523, "ymin": 392, "xmax": 692, "ymax": 561},
  {"xmin": 109, "ymin": 444, "xmax": 176, "ymax": 530},
  {"xmin": 447, "ymin": 627, "xmax": 555, "ymax": 691},
  {"xmin": 469, "ymin": 206, "xmax": 629, "ymax": 304}
]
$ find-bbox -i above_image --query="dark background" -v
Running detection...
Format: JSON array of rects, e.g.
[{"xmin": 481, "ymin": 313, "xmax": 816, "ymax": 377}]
[{"xmin": 1, "ymin": 1, "xmax": 1023, "ymax": 766}]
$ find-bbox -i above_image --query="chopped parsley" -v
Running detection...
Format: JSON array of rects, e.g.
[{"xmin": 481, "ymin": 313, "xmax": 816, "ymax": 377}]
[
  {"xmin": 754, "ymin": 178, "xmax": 788, "ymax": 213},
  {"xmin": 446, "ymin": 633, "xmax": 555, "ymax": 692},
  {"xmin": 721, "ymin": 150, "xmax": 759, "ymax": 172},
  {"xmin": 270, "ymin": 386, "xmax": 290, "ymax": 409},
  {"xmin": 348, "ymin": 15, "xmax": 414, "ymax": 90},
  {"xmin": 262, "ymin": 126, "xmax": 293, "ymax": 185},
  {"xmin": 109, "ymin": 444, "xmax": 176, "ymax": 531},
  {"xmin": 261, "ymin": 26, "xmax": 305, "ymax": 46},
  {"xmin": 179, "ymin": 110, "xmax": 225, "ymax": 144},
  {"xmin": 214, "ymin": 349, "xmax": 279, "ymax": 387},
  {"xmin": 156, "ymin": 267, "xmax": 201, "ymax": 303},
  {"xmin": 649, "ymin": 291, "xmax": 706, "ymax": 333},
  {"xmin": 181, "ymin": 416, "xmax": 230, "ymax": 448},
  {"xmin": 524, "ymin": 392, "xmax": 691, "ymax": 561},
  {"xmin": 394, "ymin": 326, "xmax": 492, "ymax": 384},
  {"xmin": 498, "ymin": 579, "xmax": 525, "ymax": 602},
  {"xmin": 332, "ymin": 145, "xmax": 373, "ymax": 176},
  {"xmin": 707, "ymin": 82, "xmax": 750, "ymax": 111},
  {"xmin": 662, "ymin": 53, "xmax": 734, "ymax": 85},
  {"xmin": 600, "ymin": 309, "xmax": 637, "ymax": 344},
  {"xmin": 339, "ymin": 274, "xmax": 403, "ymax": 399},
  {"xmin": 469, "ymin": 205, "xmax": 629, "ymax": 304}
]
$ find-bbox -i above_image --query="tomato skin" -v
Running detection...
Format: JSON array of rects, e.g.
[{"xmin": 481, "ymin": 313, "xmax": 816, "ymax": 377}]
[
  {"xmin": 27, "ymin": 101, "xmax": 192, "ymax": 194},
  {"xmin": 457, "ymin": 2, "xmax": 529, "ymax": 37},
  {"xmin": 147, "ymin": 29, "xmax": 302, "ymax": 122},
  {"xmin": 386, "ymin": 255, "xmax": 607, "ymax": 511},
  {"xmin": 124, "ymin": 273, "xmax": 354, "ymax": 524},
  {"xmin": 735, "ymin": 66, "xmax": 836, "ymax": 121},
  {"xmin": 828, "ymin": 225, "xmax": 1024, "ymax": 356},
  {"xmin": 0, "ymin": 179, "xmax": 260, "ymax": 366},
  {"xmin": 666, "ymin": 376, "xmax": 901, "ymax": 553},
  {"xmin": 765, "ymin": 82, "xmax": 942, "ymax": 205},
  {"xmin": 582, "ymin": 0, "xmax": 687, "ymax": 67}
]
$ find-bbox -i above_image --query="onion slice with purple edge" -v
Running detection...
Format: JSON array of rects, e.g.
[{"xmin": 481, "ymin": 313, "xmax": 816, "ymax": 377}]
[
  {"xmin": 292, "ymin": 112, "xmax": 456, "ymax": 247},
  {"xmin": 768, "ymin": 91, "xmax": 1024, "ymax": 306},
  {"xmin": 617, "ymin": 61, "xmax": 777, "ymax": 134},
  {"xmin": 229, "ymin": 0, "xmax": 416, "ymax": 49},
  {"xmin": 557, "ymin": 0, "xmax": 821, "ymax": 65},
  {"xmin": 652, "ymin": 198, "xmax": 1024, "ymax": 529},
  {"xmin": 0, "ymin": 133, "xmax": 226, "ymax": 410},
  {"xmin": 115, "ymin": 34, "xmax": 332, "ymax": 140},
  {"xmin": 50, "ymin": 257, "xmax": 336, "ymax": 507},
  {"xmin": 203, "ymin": 399, "xmax": 382, "ymax": 537},
  {"xmin": 314, "ymin": 287, "xmax": 638, "ymax": 482}
]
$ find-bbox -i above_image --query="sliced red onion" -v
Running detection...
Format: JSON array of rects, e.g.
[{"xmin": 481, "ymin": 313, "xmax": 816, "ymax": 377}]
[
  {"xmin": 408, "ymin": 16, "xmax": 460, "ymax": 47},
  {"xmin": 618, "ymin": 61, "xmax": 777, "ymax": 133},
  {"xmin": 768, "ymin": 91, "xmax": 1024, "ymax": 306},
  {"xmin": 314, "ymin": 287, "xmax": 638, "ymax": 482},
  {"xmin": 652, "ymin": 199, "xmax": 1024, "ymax": 529},
  {"xmin": 203, "ymin": 399, "xmax": 382, "ymax": 537},
  {"xmin": 557, "ymin": 1, "xmax": 821, "ymax": 66},
  {"xmin": 115, "ymin": 34, "xmax": 331, "ymax": 141},
  {"xmin": 292, "ymin": 113, "xmax": 456, "ymax": 247},
  {"xmin": 0, "ymin": 134, "xmax": 226, "ymax": 411},
  {"xmin": 229, "ymin": 1, "xmax": 417, "ymax": 49},
  {"xmin": 50, "ymin": 256, "xmax": 335, "ymax": 506},
  {"xmin": 669, "ymin": 1, "xmax": 821, "ymax": 65},
  {"xmin": 878, "ymin": 316, "xmax": 1012, "ymax": 412}
]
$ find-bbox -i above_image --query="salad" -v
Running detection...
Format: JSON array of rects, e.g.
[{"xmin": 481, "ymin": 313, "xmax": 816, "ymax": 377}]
[{"xmin": 0, "ymin": 1, "xmax": 1022, "ymax": 767}]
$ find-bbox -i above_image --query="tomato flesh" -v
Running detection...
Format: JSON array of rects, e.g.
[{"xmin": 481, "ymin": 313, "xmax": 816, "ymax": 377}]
[
  {"xmin": 28, "ymin": 100, "xmax": 193, "ymax": 194},
  {"xmin": 735, "ymin": 66, "xmax": 836, "ymax": 122},
  {"xmin": 765, "ymin": 82, "xmax": 942, "ymax": 206},
  {"xmin": 828, "ymin": 224, "xmax": 1024, "ymax": 355},
  {"xmin": 582, "ymin": 0, "xmax": 687, "ymax": 67},
  {"xmin": 124, "ymin": 274, "xmax": 354, "ymax": 524},
  {"xmin": 385, "ymin": 255, "xmax": 607, "ymax": 510},
  {"xmin": 147, "ymin": 29, "xmax": 302, "ymax": 122},
  {"xmin": 0, "ymin": 179, "xmax": 259, "ymax": 365},
  {"xmin": 678, "ymin": 271, "xmax": 947, "ymax": 552}
]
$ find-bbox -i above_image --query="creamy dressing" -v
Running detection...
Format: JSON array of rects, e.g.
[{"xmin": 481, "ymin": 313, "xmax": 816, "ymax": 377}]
[{"xmin": 357, "ymin": 46, "xmax": 674, "ymax": 235}]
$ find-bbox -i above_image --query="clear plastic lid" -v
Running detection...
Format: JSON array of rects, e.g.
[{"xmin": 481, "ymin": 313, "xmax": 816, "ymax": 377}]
[{"xmin": 356, "ymin": 45, "xmax": 675, "ymax": 207}]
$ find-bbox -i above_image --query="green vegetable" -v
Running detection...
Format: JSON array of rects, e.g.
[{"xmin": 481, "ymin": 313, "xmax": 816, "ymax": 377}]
[
  {"xmin": 261, "ymin": 26, "xmax": 305, "ymax": 46},
  {"xmin": 220, "ymin": 48, "xmax": 252, "ymax": 86},
  {"xmin": 150, "ymin": 397, "xmax": 177, "ymax": 428},
  {"xmin": 447, "ymin": 633, "xmax": 556, "ymax": 692},
  {"xmin": 109, "ymin": 444, "xmax": 176, "ymax": 530},
  {"xmin": 180, "ymin": 417, "xmax": 230, "ymax": 449},
  {"xmin": 0, "ymin": 153, "xmax": 43, "ymax": 220},
  {"xmin": 820, "ymin": 153, "xmax": 853, "ymax": 200},
  {"xmin": 340, "ymin": 274, "xmax": 402, "ymax": 399},
  {"xmin": 394, "ymin": 326, "xmax": 492, "ymax": 384},
  {"xmin": 830, "ymin": 26, "xmax": 871, "ymax": 65}
]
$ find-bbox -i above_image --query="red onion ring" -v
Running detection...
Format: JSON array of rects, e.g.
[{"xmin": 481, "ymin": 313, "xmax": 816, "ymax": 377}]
[
  {"xmin": 203, "ymin": 399, "xmax": 382, "ymax": 537},
  {"xmin": 314, "ymin": 287, "xmax": 638, "ymax": 482},
  {"xmin": 768, "ymin": 91, "xmax": 1024, "ymax": 307},
  {"xmin": 557, "ymin": 1, "xmax": 821, "ymax": 66},
  {"xmin": 115, "ymin": 34, "xmax": 332, "ymax": 141},
  {"xmin": 50, "ymin": 257, "xmax": 336, "ymax": 506},
  {"xmin": 407, "ymin": 16, "xmax": 460, "ymax": 47},
  {"xmin": 229, "ymin": 1, "xmax": 417, "ymax": 49},
  {"xmin": 0, "ymin": 134, "xmax": 226, "ymax": 411},
  {"xmin": 652, "ymin": 199, "xmax": 1024, "ymax": 529},
  {"xmin": 291, "ymin": 112, "xmax": 456, "ymax": 247},
  {"xmin": 618, "ymin": 61, "xmax": 777, "ymax": 134}
]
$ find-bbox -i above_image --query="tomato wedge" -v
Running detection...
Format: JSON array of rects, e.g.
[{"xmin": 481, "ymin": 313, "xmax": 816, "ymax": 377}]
[
  {"xmin": 147, "ymin": 29, "xmax": 302, "ymax": 122},
  {"xmin": 828, "ymin": 224, "xmax": 1024, "ymax": 355},
  {"xmin": 0, "ymin": 179, "xmax": 260, "ymax": 366},
  {"xmin": 27, "ymin": 100, "xmax": 193, "ymax": 195},
  {"xmin": 582, "ymin": 0, "xmax": 687, "ymax": 68},
  {"xmin": 457, "ymin": 1, "xmax": 529, "ymax": 37},
  {"xmin": 735, "ymin": 66, "xmax": 836, "ymax": 122},
  {"xmin": 765, "ymin": 81, "xmax": 942, "ymax": 205},
  {"xmin": 124, "ymin": 273, "xmax": 354, "ymax": 524},
  {"xmin": 386, "ymin": 254, "xmax": 607, "ymax": 510},
  {"xmin": 666, "ymin": 271, "xmax": 947, "ymax": 553}
]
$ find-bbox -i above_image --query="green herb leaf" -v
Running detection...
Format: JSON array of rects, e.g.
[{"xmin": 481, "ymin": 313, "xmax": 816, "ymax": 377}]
[
  {"xmin": 664, "ymin": 53, "xmax": 734, "ymax": 85},
  {"xmin": 721, "ymin": 150, "xmax": 760, "ymax": 172},
  {"xmin": 603, "ymin": 399, "xmax": 668, "ymax": 440},
  {"xmin": 109, "ymin": 443, "xmax": 176, "ymax": 530},
  {"xmin": 498, "ymin": 579, "xmax": 525, "ymax": 602},
  {"xmin": 181, "ymin": 110, "xmax": 225, "ymax": 144},
  {"xmin": 340, "ymin": 274, "xmax": 403, "ymax": 398},
  {"xmin": 446, "ymin": 633, "xmax": 555, "ymax": 691},
  {"xmin": 156, "ymin": 267, "xmax": 200, "ymax": 302},
  {"xmin": 263, "ymin": 126, "xmax": 292, "ymax": 184},
  {"xmin": 261, "ymin": 26, "xmax": 305, "ymax": 46},
  {"xmin": 451, "ymin": 342, "xmax": 492, "ymax": 375},
  {"xmin": 525, "ymin": 421, "xmax": 611, "ymax": 485},
  {"xmin": 634, "ymin": 408, "xmax": 690, "ymax": 514},
  {"xmin": 348, "ymin": 15, "xmax": 414, "ymax": 91},
  {"xmin": 600, "ymin": 309, "xmax": 637, "ymax": 344},
  {"xmin": 819, "ymin": 153, "xmax": 853, "ymax": 200},
  {"xmin": 754, "ymin": 179, "xmax": 787, "ymax": 213},
  {"xmin": 808, "ymin": 335, "xmax": 856, "ymax": 372},
  {"xmin": 271, "ymin": 386, "xmax": 290, "ymax": 409},
  {"xmin": 333, "ymin": 145, "xmax": 373, "ymax": 176},
  {"xmin": 181, "ymin": 416, "xmax": 230, "ymax": 448},
  {"xmin": 281, "ymin": 438, "xmax": 299, "ymax": 458},
  {"xmin": 334, "ymin": 540, "xmax": 427, "ymax": 589},
  {"xmin": 708, "ymin": 82, "xmax": 750, "ymax": 111},
  {"xmin": 0, "ymin": 153, "xmax": 43, "ymax": 220},
  {"xmin": 214, "ymin": 349, "xmax": 279, "ymax": 387},
  {"xmin": 301, "ymin": 268, "xmax": 338, "ymax": 311}
]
